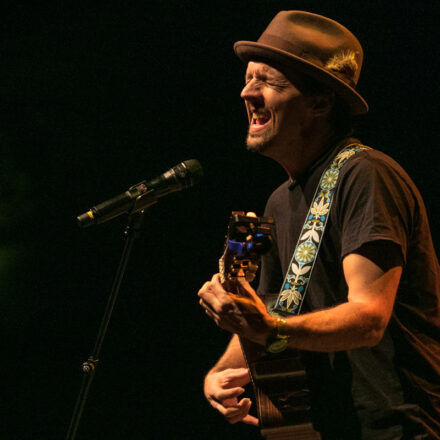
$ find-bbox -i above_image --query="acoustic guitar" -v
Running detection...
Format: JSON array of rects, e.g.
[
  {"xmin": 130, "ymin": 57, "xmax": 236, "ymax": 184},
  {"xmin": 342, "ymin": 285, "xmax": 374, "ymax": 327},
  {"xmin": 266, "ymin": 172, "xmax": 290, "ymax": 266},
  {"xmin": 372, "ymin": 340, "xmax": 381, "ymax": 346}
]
[{"xmin": 219, "ymin": 212, "xmax": 321, "ymax": 440}]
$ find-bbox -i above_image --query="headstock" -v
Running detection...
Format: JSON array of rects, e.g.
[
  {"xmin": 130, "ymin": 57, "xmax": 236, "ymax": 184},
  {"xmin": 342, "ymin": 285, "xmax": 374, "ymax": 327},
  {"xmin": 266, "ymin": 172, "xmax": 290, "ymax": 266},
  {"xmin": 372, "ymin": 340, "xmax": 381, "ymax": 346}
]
[{"xmin": 219, "ymin": 211, "xmax": 274, "ymax": 288}]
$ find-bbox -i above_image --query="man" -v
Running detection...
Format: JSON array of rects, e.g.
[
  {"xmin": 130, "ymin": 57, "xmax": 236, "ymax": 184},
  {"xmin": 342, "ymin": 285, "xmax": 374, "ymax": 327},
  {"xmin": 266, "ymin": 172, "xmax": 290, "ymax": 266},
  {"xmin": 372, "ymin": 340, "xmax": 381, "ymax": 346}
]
[{"xmin": 198, "ymin": 11, "xmax": 440, "ymax": 439}]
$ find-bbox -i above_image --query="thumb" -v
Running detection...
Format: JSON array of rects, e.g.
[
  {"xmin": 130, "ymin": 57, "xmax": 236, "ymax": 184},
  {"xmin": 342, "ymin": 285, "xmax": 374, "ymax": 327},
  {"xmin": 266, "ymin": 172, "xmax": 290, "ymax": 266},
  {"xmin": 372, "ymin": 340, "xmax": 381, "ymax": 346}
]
[
  {"xmin": 242, "ymin": 414, "xmax": 259, "ymax": 427},
  {"xmin": 236, "ymin": 277, "xmax": 262, "ymax": 303}
]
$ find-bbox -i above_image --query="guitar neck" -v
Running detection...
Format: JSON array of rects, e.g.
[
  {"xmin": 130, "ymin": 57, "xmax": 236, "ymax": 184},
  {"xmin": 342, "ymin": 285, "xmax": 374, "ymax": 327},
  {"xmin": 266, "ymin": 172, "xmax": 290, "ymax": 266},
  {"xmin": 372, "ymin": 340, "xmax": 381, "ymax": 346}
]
[{"xmin": 219, "ymin": 212, "xmax": 320, "ymax": 438}]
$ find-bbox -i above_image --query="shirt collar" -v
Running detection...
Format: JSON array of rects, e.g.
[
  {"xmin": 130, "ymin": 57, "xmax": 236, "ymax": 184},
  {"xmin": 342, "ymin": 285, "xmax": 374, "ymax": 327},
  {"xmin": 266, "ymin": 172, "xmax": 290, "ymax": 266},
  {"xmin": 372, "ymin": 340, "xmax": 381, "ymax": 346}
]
[{"xmin": 288, "ymin": 136, "xmax": 359, "ymax": 190}]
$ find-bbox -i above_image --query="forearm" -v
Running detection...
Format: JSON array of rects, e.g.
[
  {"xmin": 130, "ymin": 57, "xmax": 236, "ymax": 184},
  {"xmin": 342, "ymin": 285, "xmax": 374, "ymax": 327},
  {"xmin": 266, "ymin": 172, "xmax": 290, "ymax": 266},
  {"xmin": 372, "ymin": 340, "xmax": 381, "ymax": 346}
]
[
  {"xmin": 268, "ymin": 255, "xmax": 401, "ymax": 352},
  {"xmin": 283, "ymin": 300, "xmax": 385, "ymax": 352},
  {"xmin": 207, "ymin": 334, "xmax": 246, "ymax": 375}
]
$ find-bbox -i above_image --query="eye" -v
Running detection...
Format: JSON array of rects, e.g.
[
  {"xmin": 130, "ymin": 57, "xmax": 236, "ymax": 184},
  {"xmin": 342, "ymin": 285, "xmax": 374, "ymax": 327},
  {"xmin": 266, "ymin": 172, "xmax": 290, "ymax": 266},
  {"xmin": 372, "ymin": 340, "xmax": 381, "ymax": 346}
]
[
  {"xmin": 267, "ymin": 79, "xmax": 289, "ymax": 90},
  {"xmin": 244, "ymin": 75, "xmax": 253, "ymax": 85}
]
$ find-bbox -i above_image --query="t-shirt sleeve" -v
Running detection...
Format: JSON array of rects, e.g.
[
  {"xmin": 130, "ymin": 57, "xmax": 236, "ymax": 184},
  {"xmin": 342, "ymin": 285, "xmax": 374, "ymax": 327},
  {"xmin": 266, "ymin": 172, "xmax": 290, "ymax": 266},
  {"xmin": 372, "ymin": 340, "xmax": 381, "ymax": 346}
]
[{"xmin": 335, "ymin": 151, "xmax": 415, "ymax": 263}]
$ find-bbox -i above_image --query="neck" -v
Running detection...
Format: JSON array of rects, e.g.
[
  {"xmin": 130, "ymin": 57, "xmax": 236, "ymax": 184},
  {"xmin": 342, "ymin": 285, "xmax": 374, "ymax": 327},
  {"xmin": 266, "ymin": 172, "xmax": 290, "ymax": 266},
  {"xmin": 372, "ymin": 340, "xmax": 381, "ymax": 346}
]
[{"xmin": 264, "ymin": 126, "xmax": 336, "ymax": 180}]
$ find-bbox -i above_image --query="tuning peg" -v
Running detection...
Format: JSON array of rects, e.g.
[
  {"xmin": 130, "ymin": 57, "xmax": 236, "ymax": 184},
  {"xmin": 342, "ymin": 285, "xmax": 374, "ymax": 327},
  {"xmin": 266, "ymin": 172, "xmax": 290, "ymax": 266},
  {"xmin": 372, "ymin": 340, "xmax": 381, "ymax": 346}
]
[
  {"xmin": 248, "ymin": 262, "xmax": 259, "ymax": 273},
  {"xmin": 245, "ymin": 272, "xmax": 256, "ymax": 282}
]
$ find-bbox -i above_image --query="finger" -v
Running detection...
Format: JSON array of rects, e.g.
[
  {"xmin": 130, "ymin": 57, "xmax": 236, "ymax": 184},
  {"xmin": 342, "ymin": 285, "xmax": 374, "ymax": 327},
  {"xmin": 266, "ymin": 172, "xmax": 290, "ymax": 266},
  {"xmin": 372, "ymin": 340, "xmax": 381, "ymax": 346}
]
[
  {"xmin": 203, "ymin": 293, "xmax": 237, "ymax": 317},
  {"xmin": 198, "ymin": 287, "xmax": 225, "ymax": 314},
  {"xmin": 216, "ymin": 386, "xmax": 244, "ymax": 402},
  {"xmin": 211, "ymin": 273, "xmax": 222, "ymax": 283},
  {"xmin": 222, "ymin": 368, "xmax": 251, "ymax": 387},
  {"xmin": 198, "ymin": 280, "xmax": 223, "ymax": 302},
  {"xmin": 226, "ymin": 398, "xmax": 252, "ymax": 424},
  {"xmin": 204, "ymin": 306, "xmax": 220, "ymax": 323},
  {"xmin": 199, "ymin": 277, "xmax": 232, "ymax": 307},
  {"xmin": 229, "ymin": 398, "xmax": 259, "ymax": 426},
  {"xmin": 209, "ymin": 399, "xmax": 242, "ymax": 420},
  {"xmin": 208, "ymin": 398, "xmax": 228, "ymax": 415},
  {"xmin": 209, "ymin": 393, "xmax": 254, "ymax": 424},
  {"xmin": 242, "ymin": 414, "xmax": 259, "ymax": 426},
  {"xmin": 199, "ymin": 298, "xmax": 216, "ymax": 314},
  {"xmin": 223, "ymin": 400, "xmax": 250, "ymax": 423},
  {"xmin": 200, "ymin": 298, "xmax": 225, "ymax": 321},
  {"xmin": 233, "ymin": 290, "xmax": 268, "ymax": 318},
  {"xmin": 197, "ymin": 281, "xmax": 211, "ymax": 297},
  {"xmin": 236, "ymin": 277, "xmax": 260, "ymax": 300}
]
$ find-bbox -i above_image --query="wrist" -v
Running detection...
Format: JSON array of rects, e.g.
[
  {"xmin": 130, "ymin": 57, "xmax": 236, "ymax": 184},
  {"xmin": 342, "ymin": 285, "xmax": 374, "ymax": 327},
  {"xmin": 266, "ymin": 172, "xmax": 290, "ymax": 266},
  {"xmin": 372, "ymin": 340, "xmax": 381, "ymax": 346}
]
[
  {"xmin": 257, "ymin": 314, "xmax": 278, "ymax": 345},
  {"xmin": 265, "ymin": 316, "xmax": 290, "ymax": 353}
]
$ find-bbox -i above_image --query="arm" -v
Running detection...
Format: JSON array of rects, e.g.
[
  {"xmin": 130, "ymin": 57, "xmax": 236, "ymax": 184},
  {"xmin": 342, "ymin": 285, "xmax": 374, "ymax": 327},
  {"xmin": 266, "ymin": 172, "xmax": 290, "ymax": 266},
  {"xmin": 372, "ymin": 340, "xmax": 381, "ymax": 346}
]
[
  {"xmin": 206, "ymin": 334, "xmax": 246, "ymax": 373},
  {"xmin": 282, "ymin": 251, "xmax": 402, "ymax": 351},
  {"xmin": 199, "ymin": 246, "xmax": 402, "ymax": 352}
]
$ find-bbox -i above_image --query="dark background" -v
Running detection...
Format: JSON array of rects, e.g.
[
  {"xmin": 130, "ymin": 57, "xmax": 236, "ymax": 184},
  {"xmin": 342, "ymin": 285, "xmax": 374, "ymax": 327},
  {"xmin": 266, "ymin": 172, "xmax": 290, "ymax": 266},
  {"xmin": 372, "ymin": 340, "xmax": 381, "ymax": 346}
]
[{"xmin": 1, "ymin": 1, "xmax": 438, "ymax": 439}]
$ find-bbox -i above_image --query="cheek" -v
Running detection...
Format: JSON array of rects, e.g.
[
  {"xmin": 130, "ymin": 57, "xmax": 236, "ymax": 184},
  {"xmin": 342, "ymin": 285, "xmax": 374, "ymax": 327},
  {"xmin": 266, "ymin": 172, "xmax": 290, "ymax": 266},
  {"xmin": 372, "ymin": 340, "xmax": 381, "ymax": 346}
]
[
  {"xmin": 274, "ymin": 106, "xmax": 298, "ymax": 129},
  {"xmin": 279, "ymin": 100, "xmax": 309, "ymax": 125}
]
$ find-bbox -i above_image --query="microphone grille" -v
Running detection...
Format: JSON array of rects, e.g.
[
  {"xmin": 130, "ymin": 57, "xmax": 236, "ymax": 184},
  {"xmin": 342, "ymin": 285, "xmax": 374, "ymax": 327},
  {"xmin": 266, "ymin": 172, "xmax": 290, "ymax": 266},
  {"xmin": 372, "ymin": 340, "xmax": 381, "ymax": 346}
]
[{"xmin": 181, "ymin": 159, "xmax": 203, "ymax": 188}]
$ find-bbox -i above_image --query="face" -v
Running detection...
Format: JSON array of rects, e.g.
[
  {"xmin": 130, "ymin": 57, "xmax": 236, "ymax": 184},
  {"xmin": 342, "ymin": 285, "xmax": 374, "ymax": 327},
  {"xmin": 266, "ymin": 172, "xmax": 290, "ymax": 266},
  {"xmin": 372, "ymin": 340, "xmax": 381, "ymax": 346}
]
[{"xmin": 241, "ymin": 62, "xmax": 313, "ymax": 155}]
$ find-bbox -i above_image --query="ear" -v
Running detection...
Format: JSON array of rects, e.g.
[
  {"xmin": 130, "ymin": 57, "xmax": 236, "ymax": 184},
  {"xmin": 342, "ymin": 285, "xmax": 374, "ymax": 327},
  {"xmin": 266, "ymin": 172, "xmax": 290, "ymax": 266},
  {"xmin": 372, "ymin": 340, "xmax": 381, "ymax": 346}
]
[{"xmin": 310, "ymin": 90, "xmax": 335, "ymax": 117}]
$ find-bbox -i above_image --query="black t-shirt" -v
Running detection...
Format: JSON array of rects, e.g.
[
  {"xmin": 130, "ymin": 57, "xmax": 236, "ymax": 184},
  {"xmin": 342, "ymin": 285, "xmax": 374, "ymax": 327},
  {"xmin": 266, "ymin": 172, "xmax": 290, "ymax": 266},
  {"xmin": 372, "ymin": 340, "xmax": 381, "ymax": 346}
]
[{"xmin": 258, "ymin": 138, "xmax": 440, "ymax": 439}]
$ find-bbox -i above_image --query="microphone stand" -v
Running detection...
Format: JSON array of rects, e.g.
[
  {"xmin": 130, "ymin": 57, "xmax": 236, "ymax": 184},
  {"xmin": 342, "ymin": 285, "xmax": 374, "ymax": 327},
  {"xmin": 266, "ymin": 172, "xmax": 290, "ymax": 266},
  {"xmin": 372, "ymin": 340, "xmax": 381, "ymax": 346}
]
[{"xmin": 66, "ymin": 210, "xmax": 145, "ymax": 440}]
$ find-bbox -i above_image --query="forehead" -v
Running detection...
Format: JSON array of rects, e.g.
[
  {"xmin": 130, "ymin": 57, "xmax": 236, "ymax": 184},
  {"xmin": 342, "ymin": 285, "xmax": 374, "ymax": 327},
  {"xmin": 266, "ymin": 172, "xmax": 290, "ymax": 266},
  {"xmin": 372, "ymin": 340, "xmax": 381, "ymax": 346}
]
[
  {"xmin": 245, "ymin": 61, "xmax": 285, "ymax": 78},
  {"xmin": 244, "ymin": 61, "xmax": 305, "ymax": 88}
]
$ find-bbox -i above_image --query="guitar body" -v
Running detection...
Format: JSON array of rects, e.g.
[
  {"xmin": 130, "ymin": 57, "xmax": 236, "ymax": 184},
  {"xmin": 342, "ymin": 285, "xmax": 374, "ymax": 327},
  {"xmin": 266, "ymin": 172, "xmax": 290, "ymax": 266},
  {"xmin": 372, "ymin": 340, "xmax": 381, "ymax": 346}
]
[
  {"xmin": 220, "ymin": 213, "xmax": 320, "ymax": 439},
  {"xmin": 240, "ymin": 317, "xmax": 320, "ymax": 439}
]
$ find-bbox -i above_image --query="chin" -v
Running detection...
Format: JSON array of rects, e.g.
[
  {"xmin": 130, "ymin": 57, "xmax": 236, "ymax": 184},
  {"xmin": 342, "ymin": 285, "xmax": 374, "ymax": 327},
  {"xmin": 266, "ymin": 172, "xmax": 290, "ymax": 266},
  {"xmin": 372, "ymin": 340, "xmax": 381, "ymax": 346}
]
[
  {"xmin": 246, "ymin": 140, "xmax": 266, "ymax": 153},
  {"xmin": 245, "ymin": 132, "xmax": 274, "ymax": 154}
]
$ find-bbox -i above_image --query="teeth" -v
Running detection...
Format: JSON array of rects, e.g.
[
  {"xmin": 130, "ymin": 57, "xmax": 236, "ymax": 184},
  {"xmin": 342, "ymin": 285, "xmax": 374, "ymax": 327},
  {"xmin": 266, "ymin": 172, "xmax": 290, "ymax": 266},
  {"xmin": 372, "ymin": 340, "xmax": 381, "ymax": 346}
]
[{"xmin": 252, "ymin": 112, "xmax": 269, "ymax": 121}]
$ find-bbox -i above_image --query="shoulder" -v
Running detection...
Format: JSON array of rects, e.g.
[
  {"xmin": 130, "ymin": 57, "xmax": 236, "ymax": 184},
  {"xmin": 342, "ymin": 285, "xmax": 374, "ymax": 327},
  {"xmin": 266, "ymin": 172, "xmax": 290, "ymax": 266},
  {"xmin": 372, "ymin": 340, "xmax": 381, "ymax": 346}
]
[
  {"xmin": 343, "ymin": 146, "xmax": 408, "ymax": 175},
  {"xmin": 334, "ymin": 146, "xmax": 420, "ymax": 260},
  {"xmin": 339, "ymin": 146, "xmax": 419, "ymax": 197}
]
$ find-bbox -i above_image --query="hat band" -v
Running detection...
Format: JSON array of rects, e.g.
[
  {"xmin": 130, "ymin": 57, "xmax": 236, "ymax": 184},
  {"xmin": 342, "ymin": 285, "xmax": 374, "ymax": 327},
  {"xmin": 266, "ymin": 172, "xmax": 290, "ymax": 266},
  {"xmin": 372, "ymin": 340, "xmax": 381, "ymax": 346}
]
[
  {"xmin": 258, "ymin": 34, "xmax": 326, "ymax": 68},
  {"xmin": 257, "ymin": 33, "xmax": 357, "ymax": 88}
]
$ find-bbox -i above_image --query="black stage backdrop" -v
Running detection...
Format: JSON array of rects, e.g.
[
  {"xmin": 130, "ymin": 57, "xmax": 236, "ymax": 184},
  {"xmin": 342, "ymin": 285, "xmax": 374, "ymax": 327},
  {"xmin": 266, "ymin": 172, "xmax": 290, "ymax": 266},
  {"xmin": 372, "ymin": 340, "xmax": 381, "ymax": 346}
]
[{"xmin": 1, "ymin": 1, "xmax": 438, "ymax": 439}]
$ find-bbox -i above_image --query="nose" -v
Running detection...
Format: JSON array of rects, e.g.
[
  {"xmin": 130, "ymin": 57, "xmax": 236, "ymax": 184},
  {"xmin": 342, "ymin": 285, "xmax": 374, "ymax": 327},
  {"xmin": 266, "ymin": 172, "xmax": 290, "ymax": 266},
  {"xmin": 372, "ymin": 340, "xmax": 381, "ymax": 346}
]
[{"xmin": 240, "ymin": 79, "xmax": 262, "ymax": 102}]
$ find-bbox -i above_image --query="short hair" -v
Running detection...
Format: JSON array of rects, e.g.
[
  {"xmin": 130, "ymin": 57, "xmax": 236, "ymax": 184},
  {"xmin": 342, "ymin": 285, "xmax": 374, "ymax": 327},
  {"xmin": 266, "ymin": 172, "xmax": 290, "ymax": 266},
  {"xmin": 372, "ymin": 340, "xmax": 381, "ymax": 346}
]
[{"xmin": 293, "ymin": 73, "xmax": 354, "ymax": 137}]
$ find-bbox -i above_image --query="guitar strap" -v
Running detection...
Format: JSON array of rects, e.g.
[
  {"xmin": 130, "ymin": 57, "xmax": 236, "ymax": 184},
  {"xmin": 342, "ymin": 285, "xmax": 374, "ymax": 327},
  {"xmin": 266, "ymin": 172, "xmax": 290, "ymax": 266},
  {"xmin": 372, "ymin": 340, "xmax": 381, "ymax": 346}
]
[{"xmin": 272, "ymin": 142, "xmax": 371, "ymax": 316}]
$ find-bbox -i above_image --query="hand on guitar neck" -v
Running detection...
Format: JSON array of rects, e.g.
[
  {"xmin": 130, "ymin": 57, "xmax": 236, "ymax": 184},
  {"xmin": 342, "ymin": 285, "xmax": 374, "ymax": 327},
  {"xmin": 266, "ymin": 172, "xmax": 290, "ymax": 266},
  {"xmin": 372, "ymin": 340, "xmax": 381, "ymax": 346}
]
[{"xmin": 198, "ymin": 273, "xmax": 275, "ymax": 346}]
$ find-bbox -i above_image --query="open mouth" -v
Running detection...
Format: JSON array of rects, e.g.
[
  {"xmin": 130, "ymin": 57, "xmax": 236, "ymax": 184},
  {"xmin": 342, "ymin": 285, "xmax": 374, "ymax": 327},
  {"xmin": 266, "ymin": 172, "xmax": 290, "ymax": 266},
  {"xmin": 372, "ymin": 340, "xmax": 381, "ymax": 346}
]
[{"xmin": 250, "ymin": 112, "xmax": 271, "ymax": 132}]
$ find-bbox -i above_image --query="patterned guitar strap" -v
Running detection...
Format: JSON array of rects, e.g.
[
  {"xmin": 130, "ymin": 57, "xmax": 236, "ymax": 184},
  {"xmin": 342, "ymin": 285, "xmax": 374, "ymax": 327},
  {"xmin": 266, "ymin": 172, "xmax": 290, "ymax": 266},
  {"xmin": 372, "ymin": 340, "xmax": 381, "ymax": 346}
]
[{"xmin": 272, "ymin": 142, "xmax": 371, "ymax": 317}]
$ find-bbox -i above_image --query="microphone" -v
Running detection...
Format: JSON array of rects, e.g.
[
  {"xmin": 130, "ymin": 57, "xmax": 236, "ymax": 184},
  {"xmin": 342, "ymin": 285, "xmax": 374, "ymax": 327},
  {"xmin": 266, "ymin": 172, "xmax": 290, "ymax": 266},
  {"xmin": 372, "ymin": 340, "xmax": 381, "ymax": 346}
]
[{"xmin": 77, "ymin": 159, "xmax": 203, "ymax": 227}]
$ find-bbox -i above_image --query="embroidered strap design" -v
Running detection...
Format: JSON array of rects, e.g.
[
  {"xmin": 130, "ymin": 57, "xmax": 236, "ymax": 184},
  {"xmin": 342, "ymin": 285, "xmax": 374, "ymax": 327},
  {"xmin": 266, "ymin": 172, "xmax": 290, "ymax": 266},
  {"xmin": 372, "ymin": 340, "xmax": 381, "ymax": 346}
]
[{"xmin": 272, "ymin": 143, "xmax": 371, "ymax": 316}]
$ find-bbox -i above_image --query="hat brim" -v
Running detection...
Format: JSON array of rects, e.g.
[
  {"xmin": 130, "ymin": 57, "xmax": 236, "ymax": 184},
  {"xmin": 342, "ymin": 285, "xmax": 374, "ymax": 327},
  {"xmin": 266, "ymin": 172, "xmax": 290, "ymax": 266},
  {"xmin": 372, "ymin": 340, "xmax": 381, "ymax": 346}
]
[{"xmin": 234, "ymin": 41, "xmax": 368, "ymax": 116}]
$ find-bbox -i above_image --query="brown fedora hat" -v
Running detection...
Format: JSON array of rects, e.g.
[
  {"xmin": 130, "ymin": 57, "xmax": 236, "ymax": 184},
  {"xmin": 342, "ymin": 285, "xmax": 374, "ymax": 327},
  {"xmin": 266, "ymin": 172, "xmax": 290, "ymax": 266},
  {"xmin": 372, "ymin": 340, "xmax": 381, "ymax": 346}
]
[{"xmin": 234, "ymin": 11, "xmax": 368, "ymax": 115}]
